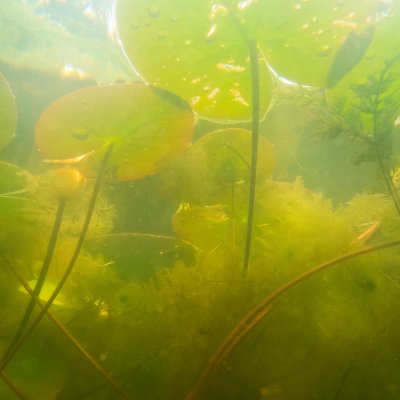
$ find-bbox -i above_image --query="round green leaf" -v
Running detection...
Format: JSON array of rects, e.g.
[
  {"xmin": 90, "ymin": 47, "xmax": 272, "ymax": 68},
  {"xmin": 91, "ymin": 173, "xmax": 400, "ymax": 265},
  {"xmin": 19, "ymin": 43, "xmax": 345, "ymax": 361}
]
[
  {"xmin": 176, "ymin": 128, "xmax": 275, "ymax": 204},
  {"xmin": 35, "ymin": 83, "xmax": 194, "ymax": 181},
  {"xmin": 0, "ymin": 161, "xmax": 32, "ymax": 196},
  {"xmin": 228, "ymin": 0, "xmax": 381, "ymax": 87},
  {"xmin": 0, "ymin": 71, "xmax": 17, "ymax": 151},
  {"xmin": 116, "ymin": 0, "xmax": 274, "ymax": 121}
]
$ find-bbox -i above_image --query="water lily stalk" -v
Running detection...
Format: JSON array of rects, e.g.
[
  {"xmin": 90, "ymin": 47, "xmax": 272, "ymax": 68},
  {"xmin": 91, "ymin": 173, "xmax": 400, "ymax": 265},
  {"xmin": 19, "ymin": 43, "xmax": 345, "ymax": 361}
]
[
  {"xmin": 1, "ymin": 255, "xmax": 130, "ymax": 400},
  {"xmin": 1, "ymin": 371, "xmax": 29, "ymax": 400},
  {"xmin": 0, "ymin": 197, "xmax": 66, "ymax": 370},
  {"xmin": 185, "ymin": 239, "xmax": 400, "ymax": 400},
  {"xmin": 0, "ymin": 143, "xmax": 115, "ymax": 378},
  {"xmin": 242, "ymin": 38, "xmax": 260, "ymax": 275}
]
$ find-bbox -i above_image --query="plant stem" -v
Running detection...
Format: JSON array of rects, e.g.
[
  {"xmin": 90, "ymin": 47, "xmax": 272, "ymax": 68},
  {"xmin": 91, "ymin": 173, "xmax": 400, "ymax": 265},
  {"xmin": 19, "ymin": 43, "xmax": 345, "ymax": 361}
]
[
  {"xmin": 1, "ymin": 255, "xmax": 130, "ymax": 400},
  {"xmin": 374, "ymin": 145, "xmax": 400, "ymax": 216},
  {"xmin": 0, "ymin": 197, "xmax": 66, "ymax": 370},
  {"xmin": 1, "ymin": 371, "xmax": 30, "ymax": 400},
  {"xmin": 0, "ymin": 144, "xmax": 115, "ymax": 378},
  {"xmin": 185, "ymin": 239, "xmax": 400, "ymax": 400},
  {"xmin": 242, "ymin": 38, "xmax": 260, "ymax": 275}
]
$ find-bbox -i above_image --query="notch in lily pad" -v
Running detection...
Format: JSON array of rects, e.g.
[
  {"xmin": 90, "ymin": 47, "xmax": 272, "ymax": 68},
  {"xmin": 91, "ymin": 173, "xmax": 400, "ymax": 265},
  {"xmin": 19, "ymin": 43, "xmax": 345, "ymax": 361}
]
[{"xmin": 35, "ymin": 83, "xmax": 195, "ymax": 181}]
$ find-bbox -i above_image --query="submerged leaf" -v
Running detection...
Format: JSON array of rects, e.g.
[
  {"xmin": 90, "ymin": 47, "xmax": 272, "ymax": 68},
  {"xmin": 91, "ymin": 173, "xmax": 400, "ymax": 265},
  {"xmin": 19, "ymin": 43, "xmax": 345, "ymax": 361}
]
[
  {"xmin": 91, "ymin": 233, "xmax": 197, "ymax": 280},
  {"xmin": 0, "ymin": 161, "xmax": 32, "ymax": 196},
  {"xmin": 35, "ymin": 83, "xmax": 194, "ymax": 181},
  {"xmin": 178, "ymin": 128, "xmax": 275, "ymax": 204},
  {"xmin": 326, "ymin": 26, "xmax": 375, "ymax": 89}
]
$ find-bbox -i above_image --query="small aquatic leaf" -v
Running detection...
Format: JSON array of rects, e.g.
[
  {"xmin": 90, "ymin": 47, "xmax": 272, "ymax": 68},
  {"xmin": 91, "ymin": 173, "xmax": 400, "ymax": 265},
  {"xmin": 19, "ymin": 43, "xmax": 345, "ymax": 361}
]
[
  {"xmin": 18, "ymin": 280, "xmax": 78, "ymax": 309},
  {"xmin": 327, "ymin": 6, "xmax": 400, "ymax": 112},
  {"xmin": 0, "ymin": 161, "xmax": 32, "ymax": 196},
  {"xmin": 326, "ymin": 26, "xmax": 375, "ymax": 89},
  {"xmin": 0, "ymin": 72, "xmax": 17, "ymax": 151},
  {"xmin": 35, "ymin": 83, "xmax": 194, "ymax": 181}
]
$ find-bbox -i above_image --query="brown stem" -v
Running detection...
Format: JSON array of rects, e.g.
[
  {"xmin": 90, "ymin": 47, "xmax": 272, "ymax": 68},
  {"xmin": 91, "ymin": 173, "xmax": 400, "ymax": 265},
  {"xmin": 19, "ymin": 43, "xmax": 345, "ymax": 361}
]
[
  {"xmin": 185, "ymin": 239, "xmax": 400, "ymax": 400},
  {"xmin": 1, "ymin": 255, "xmax": 130, "ymax": 400},
  {"xmin": 0, "ymin": 144, "xmax": 122, "ymax": 394},
  {"xmin": 0, "ymin": 198, "xmax": 66, "ymax": 369}
]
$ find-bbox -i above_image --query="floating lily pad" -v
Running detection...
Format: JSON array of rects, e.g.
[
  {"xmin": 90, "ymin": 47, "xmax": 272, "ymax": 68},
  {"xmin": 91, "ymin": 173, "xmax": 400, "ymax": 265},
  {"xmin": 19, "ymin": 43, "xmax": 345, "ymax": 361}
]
[
  {"xmin": 0, "ymin": 1, "xmax": 136, "ymax": 84},
  {"xmin": 0, "ymin": 161, "xmax": 32, "ymax": 196},
  {"xmin": 116, "ymin": 1, "xmax": 380, "ymax": 124},
  {"xmin": 91, "ymin": 233, "xmax": 197, "ymax": 280},
  {"xmin": 0, "ymin": 71, "xmax": 17, "ymax": 151},
  {"xmin": 116, "ymin": 0, "xmax": 274, "ymax": 121},
  {"xmin": 238, "ymin": 0, "xmax": 380, "ymax": 87},
  {"xmin": 35, "ymin": 83, "xmax": 194, "ymax": 181},
  {"xmin": 177, "ymin": 128, "xmax": 275, "ymax": 204}
]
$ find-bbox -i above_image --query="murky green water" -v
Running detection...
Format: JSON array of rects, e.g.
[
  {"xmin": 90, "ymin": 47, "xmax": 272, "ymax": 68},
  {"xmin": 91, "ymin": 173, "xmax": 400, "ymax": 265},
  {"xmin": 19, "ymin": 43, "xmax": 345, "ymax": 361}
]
[{"xmin": 1, "ymin": 1, "xmax": 400, "ymax": 399}]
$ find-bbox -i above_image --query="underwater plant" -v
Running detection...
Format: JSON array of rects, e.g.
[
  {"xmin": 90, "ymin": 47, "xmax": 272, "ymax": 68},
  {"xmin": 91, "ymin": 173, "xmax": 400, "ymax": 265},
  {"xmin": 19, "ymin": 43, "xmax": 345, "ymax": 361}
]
[{"xmin": 1, "ymin": 1, "xmax": 400, "ymax": 399}]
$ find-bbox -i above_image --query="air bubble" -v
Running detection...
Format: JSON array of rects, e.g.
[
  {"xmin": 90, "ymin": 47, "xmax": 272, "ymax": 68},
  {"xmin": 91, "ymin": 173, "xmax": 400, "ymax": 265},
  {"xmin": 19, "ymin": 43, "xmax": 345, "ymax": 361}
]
[
  {"xmin": 130, "ymin": 20, "xmax": 140, "ymax": 30},
  {"xmin": 191, "ymin": 96, "xmax": 200, "ymax": 106},
  {"xmin": 238, "ymin": 0, "xmax": 254, "ymax": 10},
  {"xmin": 72, "ymin": 129, "xmax": 89, "ymax": 141},
  {"xmin": 216, "ymin": 63, "xmax": 245, "ymax": 72},
  {"xmin": 207, "ymin": 87, "xmax": 220, "ymax": 100},
  {"xmin": 148, "ymin": 5, "xmax": 160, "ymax": 18},
  {"xmin": 169, "ymin": 13, "xmax": 179, "ymax": 22},
  {"xmin": 316, "ymin": 45, "xmax": 331, "ymax": 57},
  {"xmin": 206, "ymin": 24, "xmax": 217, "ymax": 40}
]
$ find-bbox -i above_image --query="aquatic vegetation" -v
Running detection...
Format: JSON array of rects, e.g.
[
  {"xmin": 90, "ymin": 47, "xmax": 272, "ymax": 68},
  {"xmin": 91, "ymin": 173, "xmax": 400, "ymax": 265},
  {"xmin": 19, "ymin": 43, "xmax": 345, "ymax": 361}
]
[{"xmin": 1, "ymin": 1, "xmax": 400, "ymax": 399}]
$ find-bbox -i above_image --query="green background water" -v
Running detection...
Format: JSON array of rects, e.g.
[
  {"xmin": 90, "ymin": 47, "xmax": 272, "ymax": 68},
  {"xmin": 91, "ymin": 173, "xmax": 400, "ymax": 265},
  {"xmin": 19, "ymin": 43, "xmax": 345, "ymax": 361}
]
[{"xmin": 1, "ymin": 1, "xmax": 400, "ymax": 399}]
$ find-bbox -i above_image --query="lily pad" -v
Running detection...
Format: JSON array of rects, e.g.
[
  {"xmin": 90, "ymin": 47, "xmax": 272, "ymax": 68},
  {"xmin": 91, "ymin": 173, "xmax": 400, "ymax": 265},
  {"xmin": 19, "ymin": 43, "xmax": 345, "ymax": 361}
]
[
  {"xmin": 116, "ymin": 1, "xmax": 380, "ymax": 125},
  {"xmin": 238, "ymin": 0, "xmax": 380, "ymax": 87},
  {"xmin": 91, "ymin": 233, "xmax": 198, "ymax": 280},
  {"xmin": 0, "ymin": 161, "xmax": 32, "ymax": 196},
  {"xmin": 116, "ymin": 0, "xmax": 274, "ymax": 121},
  {"xmin": 0, "ymin": 1, "xmax": 136, "ymax": 84},
  {"xmin": 35, "ymin": 83, "xmax": 194, "ymax": 181},
  {"xmin": 0, "ymin": 71, "xmax": 17, "ymax": 151},
  {"xmin": 177, "ymin": 128, "xmax": 275, "ymax": 204}
]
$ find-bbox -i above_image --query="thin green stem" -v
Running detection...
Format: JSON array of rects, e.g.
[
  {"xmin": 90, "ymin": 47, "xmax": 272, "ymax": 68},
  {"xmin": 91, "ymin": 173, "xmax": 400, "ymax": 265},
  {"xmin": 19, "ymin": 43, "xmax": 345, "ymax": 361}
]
[
  {"xmin": 0, "ymin": 144, "xmax": 115, "ymax": 378},
  {"xmin": 185, "ymin": 239, "xmax": 400, "ymax": 400},
  {"xmin": 242, "ymin": 38, "xmax": 260, "ymax": 275},
  {"xmin": 1, "ymin": 255, "xmax": 130, "ymax": 400},
  {"xmin": 369, "ymin": 60, "xmax": 400, "ymax": 217},
  {"xmin": 374, "ymin": 145, "xmax": 400, "ymax": 216},
  {"xmin": 0, "ymin": 197, "xmax": 66, "ymax": 369}
]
